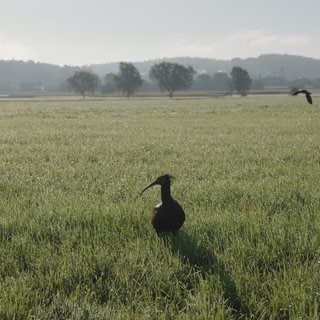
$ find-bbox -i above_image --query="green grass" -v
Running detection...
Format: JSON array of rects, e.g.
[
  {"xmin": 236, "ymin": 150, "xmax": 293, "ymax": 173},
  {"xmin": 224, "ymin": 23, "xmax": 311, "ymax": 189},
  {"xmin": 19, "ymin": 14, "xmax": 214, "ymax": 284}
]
[{"xmin": 0, "ymin": 96, "xmax": 319, "ymax": 319}]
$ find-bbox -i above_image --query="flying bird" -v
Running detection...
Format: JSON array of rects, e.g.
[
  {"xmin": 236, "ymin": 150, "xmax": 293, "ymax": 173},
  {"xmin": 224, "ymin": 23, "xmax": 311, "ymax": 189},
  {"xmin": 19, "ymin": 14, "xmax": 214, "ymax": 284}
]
[
  {"xmin": 140, "ymin": 174, "xmax": 185, "ymax": 235},
  {"xmin": 291, "ymin": 89, "xmax": 313, "ymax": 105}
]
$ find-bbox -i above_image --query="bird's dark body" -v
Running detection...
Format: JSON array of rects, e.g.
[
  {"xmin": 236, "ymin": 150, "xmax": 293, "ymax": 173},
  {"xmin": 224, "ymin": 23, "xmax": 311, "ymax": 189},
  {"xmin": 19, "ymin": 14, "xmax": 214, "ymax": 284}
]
[
  {"xmin": 292, "ymin": 89, "xmax": 313, "ymax": 104},
  {"xmin": 152, "ymin": 199, "xmax": 185, "ymax": 234},
  {"xmin": 140, "ymin": 174, "xmax": 185, "ymax": 235}
]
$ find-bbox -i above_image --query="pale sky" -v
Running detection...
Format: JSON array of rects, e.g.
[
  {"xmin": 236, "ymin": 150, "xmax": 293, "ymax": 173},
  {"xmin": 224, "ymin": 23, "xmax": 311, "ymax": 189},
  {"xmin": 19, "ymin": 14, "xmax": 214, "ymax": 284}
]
[{"xmin": 0, "ymin": 0, "xmax": 319, "ymax": 66}]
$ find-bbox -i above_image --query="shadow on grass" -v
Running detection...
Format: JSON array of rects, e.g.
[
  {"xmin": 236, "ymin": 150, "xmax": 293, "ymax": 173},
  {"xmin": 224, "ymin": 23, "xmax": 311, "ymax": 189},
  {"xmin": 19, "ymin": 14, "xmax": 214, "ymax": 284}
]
[{"xmin": 161, "ymin": 230, "xmax": 249, "ymax": 319}]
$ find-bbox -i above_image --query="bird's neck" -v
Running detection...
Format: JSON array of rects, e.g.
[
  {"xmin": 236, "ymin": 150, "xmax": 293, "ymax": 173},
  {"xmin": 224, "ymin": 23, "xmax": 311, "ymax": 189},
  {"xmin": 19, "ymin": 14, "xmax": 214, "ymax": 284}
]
[{"xmin": 161, "ymin": 184, "xmax": 172, "ymax": 203}]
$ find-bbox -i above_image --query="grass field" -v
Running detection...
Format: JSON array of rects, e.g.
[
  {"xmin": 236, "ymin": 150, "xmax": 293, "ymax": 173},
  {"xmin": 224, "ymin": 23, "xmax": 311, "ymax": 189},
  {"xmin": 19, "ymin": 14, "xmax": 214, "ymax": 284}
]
[{"xmin": 0, "ymin": 95, "xmax": 319, "ymax": 319}]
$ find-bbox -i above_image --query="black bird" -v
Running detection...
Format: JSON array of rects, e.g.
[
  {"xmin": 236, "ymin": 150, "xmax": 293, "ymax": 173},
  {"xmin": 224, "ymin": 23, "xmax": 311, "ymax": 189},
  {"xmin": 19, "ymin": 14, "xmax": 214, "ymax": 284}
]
[
  {"xmin": 292, "ymin": 89, "xmax": 313, "ymax": 105},
  {"xmin": 140, "ymin": 174, "xmax": 185, "ymax": 235}
]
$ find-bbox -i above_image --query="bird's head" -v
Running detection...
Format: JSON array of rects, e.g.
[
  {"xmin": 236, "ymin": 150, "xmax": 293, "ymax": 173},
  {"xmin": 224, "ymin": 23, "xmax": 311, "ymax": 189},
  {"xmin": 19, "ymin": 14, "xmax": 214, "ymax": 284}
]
[{"xmin": 139, "ymin": 174, "xmax": 174, "ymax": 196}]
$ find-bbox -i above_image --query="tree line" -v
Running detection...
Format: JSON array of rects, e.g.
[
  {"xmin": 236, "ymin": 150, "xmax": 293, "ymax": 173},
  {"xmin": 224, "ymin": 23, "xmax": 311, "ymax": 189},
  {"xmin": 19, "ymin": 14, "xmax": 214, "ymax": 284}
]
[
  {"xmin": 68, "ymin": 62, "xmax": 252, "ymax": 98},
  {"xmin": 2, "ymin": 55, "xmax": 320, "ymax": 95}
]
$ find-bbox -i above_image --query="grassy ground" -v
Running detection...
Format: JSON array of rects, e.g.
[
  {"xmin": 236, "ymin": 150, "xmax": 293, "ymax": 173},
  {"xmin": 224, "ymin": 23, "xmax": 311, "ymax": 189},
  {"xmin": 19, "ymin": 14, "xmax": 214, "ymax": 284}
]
[{"xmin": 0, "ymin": 96, "xmax": 319, "ymax": 319}]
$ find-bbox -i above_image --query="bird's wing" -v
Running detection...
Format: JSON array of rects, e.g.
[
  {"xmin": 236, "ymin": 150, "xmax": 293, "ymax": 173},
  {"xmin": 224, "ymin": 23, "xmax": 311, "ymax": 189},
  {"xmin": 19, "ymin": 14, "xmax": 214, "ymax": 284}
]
[
  {"xmin": 292, "ymin": 90, "xmax": 302, "ymax": 96},
  {"xmin": 305, "ymin": 92, "xmax": 313, "ymax": 104}
]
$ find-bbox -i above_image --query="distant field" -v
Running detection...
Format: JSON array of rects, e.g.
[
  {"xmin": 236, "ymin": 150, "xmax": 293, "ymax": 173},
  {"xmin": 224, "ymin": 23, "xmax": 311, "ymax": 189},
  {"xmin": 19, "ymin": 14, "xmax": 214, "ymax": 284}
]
[{"xmin": 0, "ymin": 96, "xmax": 319, "ymax": 319}]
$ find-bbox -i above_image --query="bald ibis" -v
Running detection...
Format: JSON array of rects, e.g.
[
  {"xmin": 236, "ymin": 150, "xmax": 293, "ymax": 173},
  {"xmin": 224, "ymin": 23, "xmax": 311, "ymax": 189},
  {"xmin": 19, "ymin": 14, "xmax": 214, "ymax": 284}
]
[
  {"xmin": 140, "ymin": 174, "xmax": 185, "ymax": 235},
  {"xmin": 292, "ymin": 89, "xmax": 312, "ymax": 105}
]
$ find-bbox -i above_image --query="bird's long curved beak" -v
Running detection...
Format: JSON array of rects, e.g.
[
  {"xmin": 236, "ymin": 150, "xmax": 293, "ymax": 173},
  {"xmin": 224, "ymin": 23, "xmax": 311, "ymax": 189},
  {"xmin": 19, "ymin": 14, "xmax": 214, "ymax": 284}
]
[{"xmin": 139, "ymin": 180, "xmax": 159, "ymax": 196}]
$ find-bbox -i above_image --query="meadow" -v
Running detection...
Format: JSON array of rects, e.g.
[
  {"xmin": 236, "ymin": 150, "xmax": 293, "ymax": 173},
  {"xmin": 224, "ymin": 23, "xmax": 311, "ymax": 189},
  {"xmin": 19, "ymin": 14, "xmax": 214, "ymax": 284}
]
[{"xmin": 0, "ymin": 95, "xmax": 319, "ymax": 319}]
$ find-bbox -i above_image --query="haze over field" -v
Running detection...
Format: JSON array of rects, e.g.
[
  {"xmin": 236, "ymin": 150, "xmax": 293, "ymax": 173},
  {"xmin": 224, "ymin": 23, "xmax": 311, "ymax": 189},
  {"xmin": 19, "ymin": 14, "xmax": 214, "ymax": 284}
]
[{"xmin": 1, "ymin": 0, "xmax": 320, "ymax": 66}]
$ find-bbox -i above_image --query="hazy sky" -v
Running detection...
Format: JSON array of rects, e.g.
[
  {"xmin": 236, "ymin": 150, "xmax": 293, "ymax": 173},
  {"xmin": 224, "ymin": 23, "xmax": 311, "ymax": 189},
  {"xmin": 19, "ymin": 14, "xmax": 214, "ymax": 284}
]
[{"xmin": 1, "ymin": 0, "xmax": 319, "ymax": 66}]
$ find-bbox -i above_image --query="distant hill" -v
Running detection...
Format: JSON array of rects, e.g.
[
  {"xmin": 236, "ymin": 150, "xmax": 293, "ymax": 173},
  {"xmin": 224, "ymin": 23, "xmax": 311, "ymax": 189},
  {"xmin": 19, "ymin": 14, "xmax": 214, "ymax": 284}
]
[
  {"xmin": 90, "ymin": 54, "xmax": 320, "ymax": 80},
  {"xmin": 0, "ymin": 60, "xmax": 83, "ymax": 93},
  {"xmin": 0, "ymin": 54, "xmax": 320, "ymax": 93}
]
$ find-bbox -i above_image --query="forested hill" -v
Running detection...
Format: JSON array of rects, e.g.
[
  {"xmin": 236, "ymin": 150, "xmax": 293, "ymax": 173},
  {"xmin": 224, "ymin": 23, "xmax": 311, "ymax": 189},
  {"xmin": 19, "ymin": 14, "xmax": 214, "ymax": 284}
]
[
  {"xmin": 0, "ymin": 60, "xmax": 83, "ymax": 93},
  {"xmin": 90, "ymin": 54, "xmax": 320, "ymax": 80},
  {"xmin": 1, "ymin": 54, "xmax": 320, "ymax": 93}
]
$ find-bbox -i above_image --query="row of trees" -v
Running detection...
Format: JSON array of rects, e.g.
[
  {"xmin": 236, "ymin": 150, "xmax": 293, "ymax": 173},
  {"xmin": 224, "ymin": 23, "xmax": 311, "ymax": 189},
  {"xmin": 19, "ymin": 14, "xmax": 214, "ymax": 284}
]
[{"xmin": 68, "ymin": 62, "xmax": 252, "ymax": 98}]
